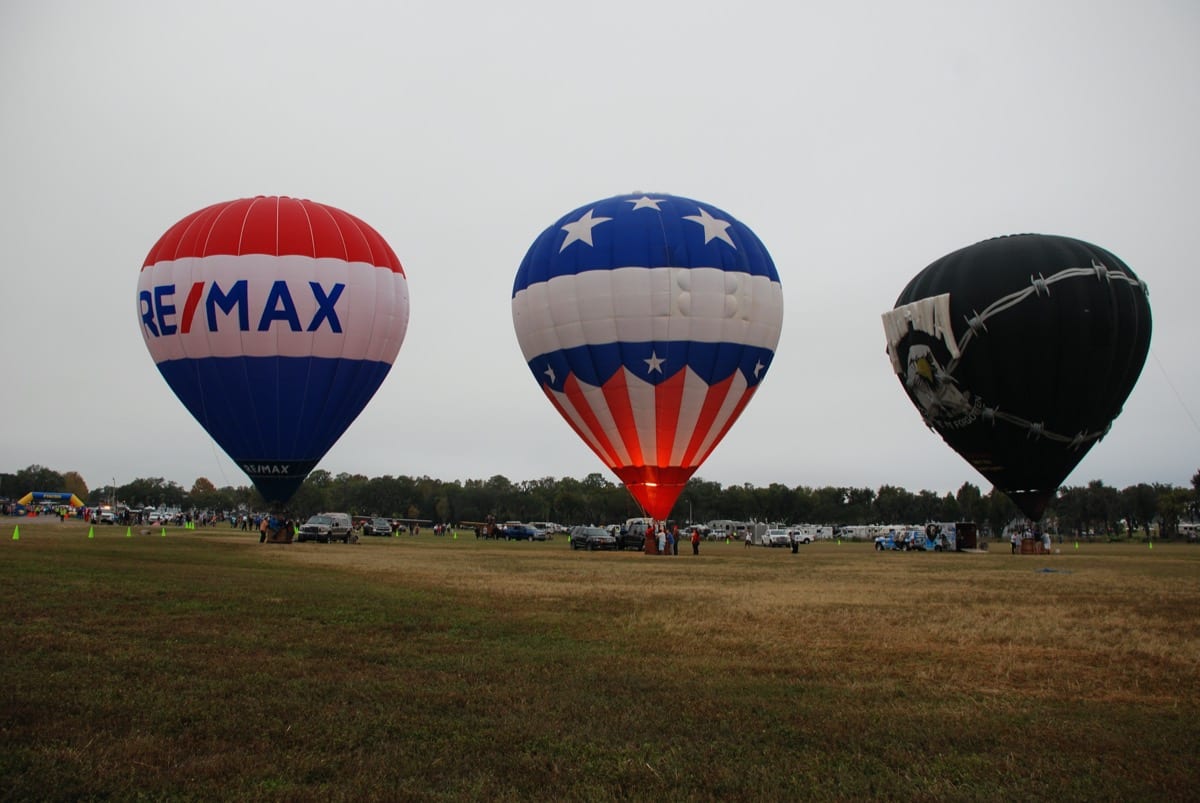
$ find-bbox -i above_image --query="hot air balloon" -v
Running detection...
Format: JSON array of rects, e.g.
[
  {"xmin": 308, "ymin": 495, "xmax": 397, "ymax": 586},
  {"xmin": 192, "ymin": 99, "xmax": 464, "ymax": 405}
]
[
  {"xmin": 512, "ymin": 193, "xmax": 784, "ymax": 520},
  {"xmin": 882, "ymin": 234, "xmax": 1151, "ymax": 520},
  {"xmin": 137, "ymin": 196, "xmax": 409, "ymax": 504}
]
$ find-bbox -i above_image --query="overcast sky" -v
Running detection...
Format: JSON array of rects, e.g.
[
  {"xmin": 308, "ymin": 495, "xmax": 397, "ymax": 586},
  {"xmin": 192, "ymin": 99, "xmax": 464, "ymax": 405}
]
[{"xmin": 2, "ymin": 1, "xmax": 1197, "ymax": 499}]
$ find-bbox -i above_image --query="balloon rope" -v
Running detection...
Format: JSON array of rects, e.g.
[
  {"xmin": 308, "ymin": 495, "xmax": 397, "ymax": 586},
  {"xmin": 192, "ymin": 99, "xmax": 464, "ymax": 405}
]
[
  {"xmin": 1151, "ymin": 349, "xmax": 1200, "ymax": 441},
  {"xmin": 209, "ymin": 439, "xmax": 232, "ymax": 488}
]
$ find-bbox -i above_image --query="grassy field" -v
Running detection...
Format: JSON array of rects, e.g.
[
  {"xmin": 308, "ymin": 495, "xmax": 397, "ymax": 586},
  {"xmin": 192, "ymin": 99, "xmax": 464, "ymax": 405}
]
[{"xmin": 2, "ymin": 519, "xmax": 1198, "ymax": 801}]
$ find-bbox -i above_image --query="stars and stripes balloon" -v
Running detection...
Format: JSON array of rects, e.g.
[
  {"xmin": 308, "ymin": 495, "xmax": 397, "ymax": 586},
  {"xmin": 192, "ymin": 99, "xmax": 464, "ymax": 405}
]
[
  {"xmin": 512, "ymin": 193, "xmax": 784, "ymax": 520},
  {"xmin": 882, "ymin": 234, "xmax": 1151, "ymax": 521},
  {"xmin": 138, "ymin": 196, "xmax": 410, "ymax": 504}
]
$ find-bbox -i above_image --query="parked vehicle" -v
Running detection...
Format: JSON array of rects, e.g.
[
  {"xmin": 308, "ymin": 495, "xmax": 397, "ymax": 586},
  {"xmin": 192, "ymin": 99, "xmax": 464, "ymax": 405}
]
[
  {"xmin": 363, "ymin": 517, "xmax": 393, "ymax": 537},
  {"xmin": 570, "ymin": 526, "xmax": 618, "ymax": 551},
  {"xmin": 764, "ymin": 528, "xmax": 794, "ymax": 547},
  {"xmin": 790, "ymin": 525, "xmax": 830, "ymax": 544},
  {"xmin": 529, "ymin": 521, "xmax": 566, "ymax": 538},
  {"xmin": 874, "ymin": 532, "xmax": 901, "ymax": 551},
  {"xmin": 297, "ymin": 512, "xmax": 354, "ymax": 543},
  {"xmin": 501, "ymin": 524, "xmax": 537, "ymax": 541},
  {"xmin": 612, "ymin": 526, "xmax": 646, "ymax": 551}
]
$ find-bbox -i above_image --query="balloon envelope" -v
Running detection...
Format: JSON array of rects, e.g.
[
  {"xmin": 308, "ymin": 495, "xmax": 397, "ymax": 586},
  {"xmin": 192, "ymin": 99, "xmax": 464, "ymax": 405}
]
[
  {"xmin": 138, "ymin": 196, "xmax": 409, "ymax": 504},
  {"xmin": 882, "ymin": 234, "xmax": 1151, "ymax": 520},
  {"xmin": 512, "ymin": 193, "xmax": 783, "ymax": 520}
]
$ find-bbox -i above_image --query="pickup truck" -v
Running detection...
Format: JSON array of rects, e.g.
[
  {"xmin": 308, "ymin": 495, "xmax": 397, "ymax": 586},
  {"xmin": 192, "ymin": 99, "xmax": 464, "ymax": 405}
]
[
  {"xmin": 297, "ymin": 512, "xmax": 354, "ymax": 543},
  {"xmin": 501, "ymin": 524, "xmax": 537, "ymax": 541}
]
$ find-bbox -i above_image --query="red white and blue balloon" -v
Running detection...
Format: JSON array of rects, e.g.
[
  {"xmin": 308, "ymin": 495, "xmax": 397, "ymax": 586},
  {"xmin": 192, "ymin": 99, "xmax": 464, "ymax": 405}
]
[
  {"xmin": 512, "ymin": 193, "xmax": 784, "ymax": 520},
  {"xmin": 138, "ymin": 196, "xmax": 409, "ymax": 504}
]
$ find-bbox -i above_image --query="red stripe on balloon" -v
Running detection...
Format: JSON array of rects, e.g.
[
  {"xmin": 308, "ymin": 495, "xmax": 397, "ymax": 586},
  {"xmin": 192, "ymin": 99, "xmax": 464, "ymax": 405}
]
[
  {"xmin": 654, "ymin": 369, "xmax": 686, "ymax": 469},
  {"xmin": 679, "ymin": 373, "xmax": 736, "ymax": 467},
  {"xmin": 559, "ymin": 374, "xmax": 621, "ymax": 468},
  {"xmin": 142, "ymin": 196, "xmax": 404, "ymax": 274},
  {"xmin": 694, "ymin": 385, "xmax": 758, "ymax": 467},
  {"xmin": 179, "ymin": 281, "xmax": 205, "ymax": 334},
  {"xmin": 600, "ymin": 369, "xmax": 644, "ymax": 469}
]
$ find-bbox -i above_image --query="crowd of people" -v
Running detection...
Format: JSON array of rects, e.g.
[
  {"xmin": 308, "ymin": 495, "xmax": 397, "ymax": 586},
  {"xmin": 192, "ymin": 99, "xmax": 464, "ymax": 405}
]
[{"xmin": 643, "ymin": 522, "xmax": 702, "ymax": 555}]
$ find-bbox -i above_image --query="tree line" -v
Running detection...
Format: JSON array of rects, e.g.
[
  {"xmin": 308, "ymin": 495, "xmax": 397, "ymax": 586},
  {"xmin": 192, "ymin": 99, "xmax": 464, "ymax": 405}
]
[{"xmin": 3, "ymin": 464, "xmax": 1198, "ymax": 539}]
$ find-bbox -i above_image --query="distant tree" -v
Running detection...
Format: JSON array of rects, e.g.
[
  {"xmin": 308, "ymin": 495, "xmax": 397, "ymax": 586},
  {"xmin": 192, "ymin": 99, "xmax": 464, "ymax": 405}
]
[
  {"xmin": 1191, "ymin": 469, "xmax": 1200, "ymax": 519},
  {"xmin": 1085, "ymin": 480, "xmax": 1121, "ymax": 536},
  {"xmin": 1119, "ymin": 484, "xmax": 1157, "ymax": 538},
  {"xmin": 119, "ymin": 477, "xmax": 185, "ymax": 509},
  {"xmin": 760, "ymin": 482, "xmax": 794, "ymax": 523},
  {"xmin": 983, "ymin": 488, "xmax": 1022, "ymax": 537},
  {"xmin": 1155, "ymin": 484, "xmax": 1192, "ymax": 538},
  {"xmin": 937, "ymin": 492, "xmax": 961, "ymax": 522},
  {"xmin": 61, "ymin": 471, "xmax": 89, "ymax": 500},
  {"xmin": 912, "ymin": 490, "xmax": 941, "ymax": 523},
  {"xmin": 719, "ymin": 483, "xmax": 758, "ymax": 522},
  {"xmin": 955, "ymin": 482, "xmax": 984, "ymax": 521},
  {"xmin": 812, "ymin": 487, "xmax": 847, "ymax": 524},
  {"xmin": 874, "ymin": 484, "xmax": 915, "ymax": 523},
  {"xmin": 189, "ymin": 477, "xmax": 219, "ymax": 510},
  {"xmin": 682, "ymin": 477, "xmax": 723, "ymax": 523},
  {"xmin": 288, "ymin": 473, "xmax": 329, "ymax": 517},
  {"xmin": 1056, "ymin": 486, "xmax": 1088, "ymax": 538},
  {"xmin": 844, "ymin": 487, "xmax": 876, "ymax": 524},
  {"xmin": 14, "ymin": 464, "xmax": 65, "ymax": 494}
]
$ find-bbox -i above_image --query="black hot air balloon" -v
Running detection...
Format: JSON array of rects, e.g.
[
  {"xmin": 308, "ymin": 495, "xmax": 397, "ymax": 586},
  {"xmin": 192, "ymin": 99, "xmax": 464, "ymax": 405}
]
[{"xmin": 882, "ymin": 234, "xmax": 1151, "ymax": 521}]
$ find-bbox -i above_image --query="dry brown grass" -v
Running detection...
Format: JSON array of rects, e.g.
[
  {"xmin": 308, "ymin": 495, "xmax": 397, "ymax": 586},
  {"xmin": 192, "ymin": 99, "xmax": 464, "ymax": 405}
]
[
  {"xmin": 271, "ymin": 534, "xmax": 1200, "ymax": 703},
  {"xmin": 4, "ymin": 521, "xmax": 1199, "ymax": 800}
]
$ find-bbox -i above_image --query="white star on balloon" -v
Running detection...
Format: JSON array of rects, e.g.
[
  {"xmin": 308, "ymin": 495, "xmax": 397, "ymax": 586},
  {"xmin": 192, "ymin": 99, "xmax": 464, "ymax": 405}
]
[
  {"xmin": 644, "ymin": 351, "xmax": 665, "ymax": 374},
  {"xmin": 683, "ymin": 207, "xmax": 736, "ymax": 248},
  {"xmin": 627, "ymin": 196, "xmax": 664, "ymax": 210},
  {"xmin": 544, "ymin": 365, "xmax": 557, "ymax": 384},
  {"xmin": 559, "ymin": 209, "xmax": 612, "ymax": 252},
  {"xmin": 753, "ymin": 360, "xmax": 765, "ymax": 379}
]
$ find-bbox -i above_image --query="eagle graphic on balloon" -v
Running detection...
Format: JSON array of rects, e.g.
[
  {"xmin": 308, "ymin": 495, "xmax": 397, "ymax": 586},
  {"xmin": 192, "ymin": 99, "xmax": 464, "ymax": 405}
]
[{"xmin": 139, "ymin": 194, "xmax": 1150, "ymax": 523}]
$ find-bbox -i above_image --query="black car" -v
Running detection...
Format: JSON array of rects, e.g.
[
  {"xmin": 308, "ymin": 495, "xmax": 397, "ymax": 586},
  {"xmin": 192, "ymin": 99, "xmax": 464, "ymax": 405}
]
[
  {"xmin": 613, "ymin": 527, "xmax": 646, "ymax": 551},
  {"xmin": 569, "ymin": 526, "xmax": 618, "ymax": 551}
]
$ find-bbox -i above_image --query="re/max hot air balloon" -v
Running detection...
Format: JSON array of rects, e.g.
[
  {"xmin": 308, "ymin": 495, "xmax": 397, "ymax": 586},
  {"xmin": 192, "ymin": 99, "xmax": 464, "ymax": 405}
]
[
  {"xmin": 882, "ymin": 234, "xmax": 1151, "ymax": 520},
  {"xmin": 512, "ymin": 193, "xmax": 784, "ymax": 520},
  {"xmin": 138, "ymin": 196, "xmax": 410, "ymax": 504}
]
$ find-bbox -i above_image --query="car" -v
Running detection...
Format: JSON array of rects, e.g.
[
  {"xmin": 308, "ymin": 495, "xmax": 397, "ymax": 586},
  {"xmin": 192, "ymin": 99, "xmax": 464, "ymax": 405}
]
[
  {"xmin": 764, "ymin": 528, "xmax": 793, "ymax": 547},
  {"xmin": 529, "ymin": 521, "xmax": 565, "ymax": 538},
  {"xmin": 501, "ymin": 524, "xmax": 537, "ymax": 541},
  {"xmin": 570, "ymin": 526, "xmax": 618, "ymax": 551},
  {"xmin": 613, "ymin": 526, "xmax": 646, "ymax": 551},
  {"xmin": 297, "ymin": 512, "xmax": 354, "ymax": 543},
  {"xmin": 363, "ymin": 517, "xmax": 393, "ymax": 537},
  {"xmin": 874, "ymin": 532, "xmax": 901, "ymax": 551}
]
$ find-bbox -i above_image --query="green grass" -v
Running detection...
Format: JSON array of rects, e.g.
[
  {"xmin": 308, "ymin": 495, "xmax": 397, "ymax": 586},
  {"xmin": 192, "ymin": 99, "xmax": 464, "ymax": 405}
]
[{"xmin": 2, "ymin": 520, "xmax": 1198, "ymax": 801}]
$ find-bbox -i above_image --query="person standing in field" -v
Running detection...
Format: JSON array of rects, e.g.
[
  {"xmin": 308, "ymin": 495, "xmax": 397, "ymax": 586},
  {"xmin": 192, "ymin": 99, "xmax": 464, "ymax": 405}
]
[
  {"xmin": 656, "ymin": 525, "xmax": 666, "ymax": 555},
  {"xmin": 691, "ymin": 527, "xmax": 700, "ymax": 555}
]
